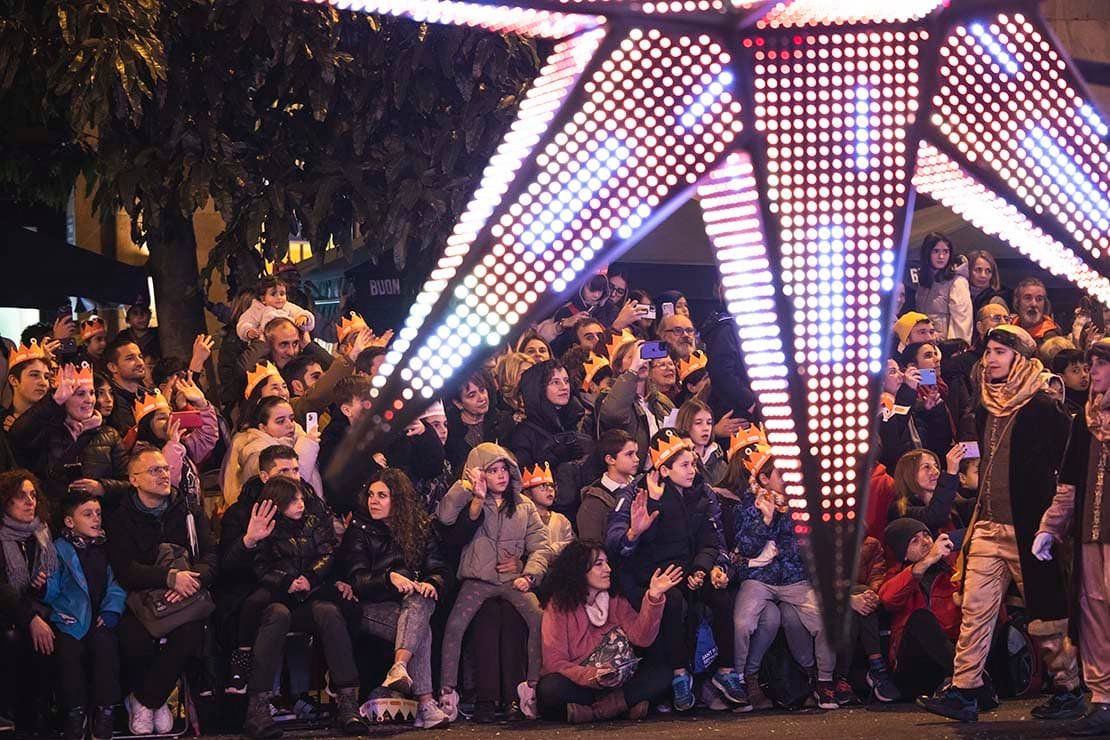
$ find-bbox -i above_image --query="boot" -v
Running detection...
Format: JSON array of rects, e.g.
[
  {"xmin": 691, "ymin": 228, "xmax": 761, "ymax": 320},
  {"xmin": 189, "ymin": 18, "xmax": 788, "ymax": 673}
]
[
  {"xmin": 745, "ymin": 673, "xmax": 773, "ymax": 711},
  {"xmin": 334, "ymin": 687, "xmax": 365, "ymax": 735},
  {"xmin": 90, "ymin": 706, "xmax": 114, "ymax": 740},
  {"xmin": 244, "ymin": 692, "xmax": 282, "ymax": 740},
  {"xmin": 566, "ymin": 690, "xmax": 628, "ymax": 724},
  {"xmin": 62, "ymin": 706, "xmax": 86, "ymax": 740}
]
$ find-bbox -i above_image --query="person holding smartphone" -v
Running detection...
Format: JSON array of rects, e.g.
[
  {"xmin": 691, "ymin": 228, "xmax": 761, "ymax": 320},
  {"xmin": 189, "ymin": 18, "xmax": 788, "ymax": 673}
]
[
  {"xmin": 537, "ymin": 540, "xmax": 681, "ymax": 723},
  {"xmin": 133, "ymin": 379, "xmax": 218, "ymax": 510}
]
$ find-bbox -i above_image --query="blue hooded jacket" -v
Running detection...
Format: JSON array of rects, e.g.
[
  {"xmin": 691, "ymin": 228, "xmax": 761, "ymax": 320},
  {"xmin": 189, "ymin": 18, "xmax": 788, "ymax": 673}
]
[{"xmin": 42, "ymin": 538, "xmax": 126, "ymax": 639}]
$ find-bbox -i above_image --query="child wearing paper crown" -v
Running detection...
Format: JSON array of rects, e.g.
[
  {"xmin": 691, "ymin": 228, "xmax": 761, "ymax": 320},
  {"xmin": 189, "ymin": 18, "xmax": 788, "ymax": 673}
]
[
  {"xmin": 236, "ymin": 275, "xmax": 316, "ymax": 342},
  {"xmin": 42, "ymin": 492, "xmax": 126, "ymax": 740},
  {"xmin": 521, "ymin": 463, "xmax": 574, "ymax": 555}
]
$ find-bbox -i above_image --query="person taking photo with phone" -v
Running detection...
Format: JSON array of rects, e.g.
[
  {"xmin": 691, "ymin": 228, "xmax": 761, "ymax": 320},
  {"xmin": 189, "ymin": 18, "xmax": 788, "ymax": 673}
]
[
  {"xmin": 598, "ymin": 338, "xmax": 674, "ymax": 469},
  {"xmin": 133, "ymin": 379, "xmax": 218, "ymax": 510}
]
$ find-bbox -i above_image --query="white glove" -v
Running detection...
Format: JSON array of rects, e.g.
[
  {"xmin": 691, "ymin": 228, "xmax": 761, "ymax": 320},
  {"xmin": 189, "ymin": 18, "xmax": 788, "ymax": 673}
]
[
  {"xmin": 748, "ymin": 540, "xmax": 778, "ymax": 568},
  {"xmin": 1031, "ymin": 532, "xmax": 1055, "ymax": 561}
]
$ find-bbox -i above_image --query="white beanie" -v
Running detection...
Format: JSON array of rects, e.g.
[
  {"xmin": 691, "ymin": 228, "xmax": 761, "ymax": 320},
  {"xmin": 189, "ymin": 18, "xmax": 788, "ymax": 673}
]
[{"xmin": 418, "ymin": 400, "xmax": 446, "ymax": 420}]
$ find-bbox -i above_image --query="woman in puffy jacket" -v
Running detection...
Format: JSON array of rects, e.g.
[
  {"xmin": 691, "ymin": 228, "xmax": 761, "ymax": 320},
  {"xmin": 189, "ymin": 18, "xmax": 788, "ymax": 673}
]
[
  {"xmin": 224, "ymin": 396, "xmax": 321, "ymax": 504},
  {"xmin": 435, "ymin": 443, "xmax": 552, "ymax": 722},
  {"xmin": 915, "ymin": 232, "xmax": 973, "ymax": 344},
  {"xmin": 8, "ymin": 363, "xmax": 129, "ymax": 508},
  {"xmin": 340, "ymin": 468, "xmax": 451, "ymax": 729},
  {"xmin": 133, "ymin": 379, "xmax": 218, "ymax": 509}
]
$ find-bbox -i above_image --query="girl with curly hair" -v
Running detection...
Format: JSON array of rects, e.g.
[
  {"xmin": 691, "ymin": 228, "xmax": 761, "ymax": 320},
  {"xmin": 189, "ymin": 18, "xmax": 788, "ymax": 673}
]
[
  {"xmin": 340, "ymin": 468, "xmax": 451, "ymax": 729},
  {"xmin": 537, "ymin": 540, "xmax": 681, "ymax": 722}
]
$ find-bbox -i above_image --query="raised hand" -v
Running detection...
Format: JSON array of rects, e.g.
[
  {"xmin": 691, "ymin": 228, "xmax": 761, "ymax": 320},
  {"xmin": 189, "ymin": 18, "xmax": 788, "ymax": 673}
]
[
  {"xmin": 466, "ymin": 466, "xmax": 488, "ymax": 500},
  {"xmin": 612, "ymin": 301, "xmax": 649, "ymax": 331},
  {"xmin": 645, "ymin": 469, "xmax": 664, "ymax": 500},
  {"xmin": 166, "ymin": 416, "xmax": 182, "ymax": 444},
  {"xmin": 53, "ymin": 315, "xmax": 75, "ymax": 339},
  {"xmin": 190, "ymin": 334, "xmax": 214, "ymax": 372},
  {"xmin": 53, "ymin": 364, "xmax": 79, "ymax": 405},
  {"xmin": 945, "ymin": 443, "xmax": 967, "ymax": 475},
  {"xmin": 178, "ymin": 377, "xmax": 207, "ymax": 406},
  {"xmin": 647, "ymin": 564, "xmax": 684, "ymax": 599},
  {"xmin": 628, "ymin": 489, "xmax": 660, "ymax": 540},
  {"xmin": 244, "ymin": 500, "xmax": 278, "ymax": 548}
]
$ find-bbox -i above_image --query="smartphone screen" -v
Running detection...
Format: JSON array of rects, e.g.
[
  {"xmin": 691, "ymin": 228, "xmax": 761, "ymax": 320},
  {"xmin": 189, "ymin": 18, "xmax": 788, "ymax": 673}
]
[
  {"xmin": 171, "ymin": 411, "xmax": 204, "ymax": 430},
  {"xmin": 661, "ymin": 302, "xmax": 675, "ymax": 318},
  {"xmin": 640, "ymin": 341, "xmax": 669, "ymax": 360},
  {"xmin": 64, "ymin": 463, "xmax": 83, "ymax": 483},
  {"xmin": 918, "ymin": 368, "xmax": 937, "ymax": 385},
  {"xmin": 963, "ymin": 441, "xmax": 981, "ymax": 459}
]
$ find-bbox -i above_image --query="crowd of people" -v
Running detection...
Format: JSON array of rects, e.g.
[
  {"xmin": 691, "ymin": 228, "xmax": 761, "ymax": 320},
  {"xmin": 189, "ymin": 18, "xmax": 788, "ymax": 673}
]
[{"xmin": 1, "ymin": 231, "xmax": 1109, "ymax": 738}]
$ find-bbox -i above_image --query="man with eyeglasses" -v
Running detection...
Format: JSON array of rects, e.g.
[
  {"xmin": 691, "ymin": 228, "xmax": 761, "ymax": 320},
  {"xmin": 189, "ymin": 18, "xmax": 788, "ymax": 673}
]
[
  {"xmin": 106, "ymin": 447, "xmax": 217, "ymax": 735},
  {"xmin": 658, "ymin": 315, "xmax": 697, "ymax": 361}
]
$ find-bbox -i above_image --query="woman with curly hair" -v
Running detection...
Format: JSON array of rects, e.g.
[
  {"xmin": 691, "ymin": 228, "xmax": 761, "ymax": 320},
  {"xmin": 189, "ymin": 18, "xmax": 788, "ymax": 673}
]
[
  {"xmin": 537, "ymin": 540, "xmax": 681, "ymax": 723},
  {"xmin": 340, "ymin": 468, "xmax": 451, "ymax": 729}
]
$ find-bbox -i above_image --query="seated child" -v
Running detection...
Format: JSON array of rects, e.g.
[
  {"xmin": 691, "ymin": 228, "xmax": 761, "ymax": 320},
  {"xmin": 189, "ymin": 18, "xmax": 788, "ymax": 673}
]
[
  {"xmin": 236, "ymin": 276, "xmax": 316, "ymax": 342},
  {"xmin": 521, "ymin": 463, "xmax": 574, "ymax": 555}
]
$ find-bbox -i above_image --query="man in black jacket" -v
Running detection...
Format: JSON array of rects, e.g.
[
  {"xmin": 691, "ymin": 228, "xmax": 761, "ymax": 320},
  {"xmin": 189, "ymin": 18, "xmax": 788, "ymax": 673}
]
[
  {"xmin": 106, "ymin": 447, "xmax": 217, "ymax": 735},
  {"xmin": 104, "ymin": 338, "xmax": 151, "ymax": 434}
]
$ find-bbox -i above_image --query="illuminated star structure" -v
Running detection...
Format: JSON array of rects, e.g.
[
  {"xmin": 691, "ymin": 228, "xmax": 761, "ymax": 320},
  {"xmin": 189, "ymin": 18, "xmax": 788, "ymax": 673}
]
[{"xmin": 321, "ymin": 0, "xmax": 1110, "ymax": 637}]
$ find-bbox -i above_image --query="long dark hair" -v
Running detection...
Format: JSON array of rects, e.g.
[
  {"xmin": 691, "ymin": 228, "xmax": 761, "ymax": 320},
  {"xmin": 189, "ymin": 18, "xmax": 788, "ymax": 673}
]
[
  {"xmin": 0, "ymin": 469, "xmax": 49, "ymax": 523},
  {"xmin": 367, "ymin": 468, "xmax": 431, "ymax": 571},
  {"xmin": 540, "ymin": 539, "xmax": 605, "ymax": 612},
  {"xmin": 919, "ymin": 232, "xmax": 959, "ymax": 288}
]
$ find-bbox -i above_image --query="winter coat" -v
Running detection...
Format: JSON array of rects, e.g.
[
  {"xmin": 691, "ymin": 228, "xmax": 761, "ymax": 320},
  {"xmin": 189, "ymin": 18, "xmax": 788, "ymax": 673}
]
[
  {"xmin": 223, "ymin": 425, "xmax": 321, "ymax": 505},
  {"xmin": 605, "ymin": 479, "xmax": 720, "ymax": 598},
  {"xmin": 444, "ymin": 404, "xmax": 500, "ymax": 473},
  {"xmin": 7, "ymin": 396, "xmax": 130, "ymax": 507},
  {"xmin": 887, "ymin": 471, "xmax": 967, "ymax": 535},
  {"xmin": 876, "ymin": 384, "xmax": 953, "ymax": 472},
  {"xmin": 253, "ymin": 507, "xmax": 337, "ymax": 598},
  {"xmin": 916, "ymin": 260, "xmax": 973, "ymax": 344},
  {"xmin": 340, "ymin": 506, "xmax": 449, "ymax": 603},
  {"xmin": 435, "ymin": 443, "xmax": 552, "ymax": 584},
  {"xmin": 105, "ymin": 491, "xmax": 217, "ymax": 592},
  {"xmin": 106, "ymin": 381, "xmax": 149, "ymax": 435},
  {"xmin": 700, "ymin": 310, "xmax": 760, "ymax": 422},
  {"xmin": 236, "ymin": 299, "xmax": 316, "ymax": 342},
  {"xmin": 0, "ymin": 533, "xmax": 47, "ymax": 629},
  {"xmin": 879, "ymin": 553, "xmax": 961, "ymax": 667},
  {"xmin": 576, "ymin": 478, "xmax": 631, "ymax": 543},
  {"xmin": 507, "ymin": 361, "xmax": 592, "ymax": 471},
  {"xmin": 42, "ymin": 538, "xmax": 126, "ymax": 639},
  {"xmin": 597, "ymin": 370, "xmax": 673, "ymax": 467},
  {"xmin": 734, "ymin": 492, "xmax": 808, "ymax": 586},
  {"xmin": 161, "ymin": 403, "xmax": 219, "ymax": 508}
]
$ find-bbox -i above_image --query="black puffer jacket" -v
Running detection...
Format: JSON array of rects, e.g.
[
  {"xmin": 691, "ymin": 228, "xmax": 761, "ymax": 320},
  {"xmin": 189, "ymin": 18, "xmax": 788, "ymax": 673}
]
[
  {"xmin": 340, "ymin": 506, "xmax": 449, "ymax": 603},
  {"xmin": 253, "ymin": 507, "xmax": 337, "ymax": 598},
  {"xmin": 507, "ymin": 360, "xmax": 592, "ymax": 471},
  {"xmin": 8, "ymin": 396, "xmax": 130, "ymax": 507},
  {"xmin": 106, "ymin": 491, "xmax": 217, "ymax": 592}
]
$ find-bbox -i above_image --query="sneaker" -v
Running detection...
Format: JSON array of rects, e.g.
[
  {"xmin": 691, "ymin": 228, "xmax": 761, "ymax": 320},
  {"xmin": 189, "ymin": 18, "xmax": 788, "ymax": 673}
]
[
  {"xmin": 744, "ymin": 674, "xmax": 772, "ymax": 712},
  {"xmin": 292, "ymin": 694, "xmax": 325, "ymax": 721},
  {"xmin": 414, "ymin": 700, "xmax": 449, "ymax": 730},
  {"xmin": 833, "ymin": 676, "xmax": 859, "ymax": 706},
  {"xmin": 152, "ymin": 703, "xmax": 173, "ymax": 735},
  {"xmin": 655, "ymin": 702, "xmax": 673, "ymax": 714},
  {"xmin": 917, "ymin": 685, "xmax": 978, "ymax": 723},
  {"xmin": 382, "ymin": 662, "xmax": 413, "ymax": 696},
  {"xmin": 711, "ymin": 671, "xmax": 750, "ymax": 708},
  {"xmin": 438, "ymin": 689, "xmax": 459, "ymax": 722},
  {"xmin": 226, "ymin": 647, "xmax": 252, "ymax": 695},
  {"xmin": 91, "ymin": 706, "xmax": 115, "ymax": 740},
  {"xmin": 269, "ymin": 699, "xmax": 297, "ymax": 723},
  {"xmin": 699, "ymin": 681, "xmax": 729, "ymax": 711},
  {"xmin": 1069, "ymin": 702, "xmax": 1110, "ymax": 736},
  {"xmin": 1033, "ymin": 687, "xmax": 1087, "ymax": 721},
  {"xmin": 867, "ymin": 666, "xmax": 901, "ymax": 703},
  {"xmin": 471, "ymin": 700, "xmax": 497, "ymax": 724},
  {"xmin": 504, "ymin": 701, "xmax": 528, "ymax": 722},
  {"xmin": 126, "ymin": 695, "xmax": 154, "ymax": 735},
  {"xmin": 516, "ymin": 681, "xmax": 537, "ymax": 720},
  {"xmin": 814, "ymin": 680, "xmax": 840, "ymax": 710},
  {"xmin": 672, "ymin": 673, "xmax": 695, "ymax": 712}
]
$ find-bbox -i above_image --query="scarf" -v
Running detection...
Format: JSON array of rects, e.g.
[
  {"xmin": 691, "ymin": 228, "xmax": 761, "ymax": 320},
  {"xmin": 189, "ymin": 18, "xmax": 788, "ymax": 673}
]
[
  {"xmin": 0, "ymin": 516, "xmax": 57, "ymax": 592},
  {"xmin": 980, "ymin": 355, "xmax": 1046, "ymax": 417},
  {"xmin": 131, "ymin": 490, "xmax": 169, "ymax": 517},
  {"xmin": 586, "ymin": 591, "xmax": 610, "ymax": 627},
  {"xmin": 1086, "ymin": 392, "xmax": 1110, "ymax": 443},
  {"xmin": 64, "ymin": 528, "xmax": 107, "ymax": 549}
]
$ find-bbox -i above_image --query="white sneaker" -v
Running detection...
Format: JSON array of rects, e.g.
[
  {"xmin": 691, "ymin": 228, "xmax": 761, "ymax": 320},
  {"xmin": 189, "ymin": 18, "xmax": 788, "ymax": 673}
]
[
  {"xmin": 516, "ymin": 681, "xmax": 537, "ymax": 720},
  {"xmin": 153, "ymin": 703, "xmax": 174, "ymax": 734},
  {"xmin": 437, "ymin": 688, "xmax": 459, "ymax": 722},
  {"xmin": 382, "ymin": 661, "xmax": 413, "ymax": 695},
  {"xmin": 414, "ymin": 699, "xmax": 450, "ymax": 729},
  {"xmin": 126, "ymin": 695, "xmax": 154, "ymax": 735}
]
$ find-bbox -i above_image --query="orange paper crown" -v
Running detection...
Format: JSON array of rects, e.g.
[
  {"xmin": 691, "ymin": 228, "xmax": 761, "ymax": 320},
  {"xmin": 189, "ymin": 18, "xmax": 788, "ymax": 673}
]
[
  {"xmin": 581, "ymin": 353, "xmax": 611, "ymax": 390},
  {"xmin": 522, "ymin": 462, "xmax": 555, "ymax": 488},
  {"xmin": 133, "ymin": 389, "xmax": 171, "ymax": 424},
  {"xmin": 604, "ymin": 329, "xmax": 637, "ymax": 365},
  {"xmin": 678, "ymin": 350, "xmax": 708, "ymax": 383},
  {"xmin": 8, "ymin": 338, "xmax": 48, "ymax": 368},
  {"xmin": 649, "ymin": 429, "xmax": 693, "ymax": 469},
  {"xmin": 742, "ymin": 444, "xmax": 774, "ymax": 477},
  {"xmin": 245, "ymin": 361, "xmax": 283, "ymax": 399},
  {"xmin": 80, "ymin": 316, "xmax": 107, "ymax": 341},
  {"xmin": 74, "ymin": 362, "xmax": 94, "ymax": 387},
  {"xmin": 336, "ymin": 312, "xmax": 368, "ymax": 343},
  {"xmin": 728, "ymin": 423, "xmax": 768, "ymax": 462}
]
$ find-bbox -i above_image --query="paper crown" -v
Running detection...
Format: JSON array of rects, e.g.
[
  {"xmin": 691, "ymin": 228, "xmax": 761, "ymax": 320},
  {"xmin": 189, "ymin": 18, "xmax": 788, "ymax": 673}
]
[
  {"xmin": 80, "ymin": 316, "xmax": 107, "ymax": 342},
  {"xmin": 728, "ymin": 423, "xmax": 767, "ymax": 461},
  {"xmin": 604, "ymin": 329, "xmax": 637, "ymax": 365},
  {"xmin": 743, "ymin": 445, "xmax": 774, "ymax": 477},
  {"xmin": 336, "ymin": 312, "xmax": 368, "ymax": 343},
  {"xmin": 133, "ymin": 389, "xmax": 171, "ymax": 424},
  {"xmin": 8, "ymin": 338, "xmax": 48, "ymax": 368},
  {"xmin": 581, "ymin": 353, "xmax": 611, "ymax": 390},
  {"xmin": 649, "ymin": 429, "xmax": 694, "ymax": 469},
  {"xmin": 59, "ymin": 362, "xmax": 94, "ymax": 388},
  {"xmin": 678, "ymin": 350, "xmax": 708, "ymax": 383},
  {"xmin": 522, "ymin": 462, "xmax": 555, "ymax": 488},
  {"xmin": 245, "ymin": 361, "xmax": 283, "ymax": 399}
]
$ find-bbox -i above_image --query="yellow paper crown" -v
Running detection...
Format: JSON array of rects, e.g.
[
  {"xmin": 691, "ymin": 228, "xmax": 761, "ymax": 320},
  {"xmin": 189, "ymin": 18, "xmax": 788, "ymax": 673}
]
[
  {"xmin": 74, "ymin": 362, "xmax": 94, "ymax": 386},
  {"xmin": 649, "ymin": 429, "xmax": 693, "ymax": 469},
  {"xmin": 678, "ymin": 350, "xmax": 708, "ymax": 383},
  {"xmin": 604, "ymin": 329, "xmax": 637, "ymax": 365},
  {"xmin": 742, "ymin": 444, "xmax": 774, "ymax": 477},
  {"xmin": 336, "ymin": 312, "xmax": 368, "ymax": 343},
  {"xmin": 80, "ymin": 316, "xmax": 107, "ymax": 341},
  {"xmin": 581, "ymin": 353, "xmax": 610, "ymax": 390},
  {"xmin": 244, "ymin": 361, "xmax": 283, "ymax": 399},
  {"xmin": 728, "ymin": 423, "xmax": 767, "ymax": 462},
  {"xmin": 522, "ymin": 462, "xmax": 554, "ymax": 488},
  {"xmin": 8, "ymin": 338, "xmax": 47, "ymax": 368},
  {"xmin": 133, "ymin": 389, "xmax": 171, "ymax": 424}
]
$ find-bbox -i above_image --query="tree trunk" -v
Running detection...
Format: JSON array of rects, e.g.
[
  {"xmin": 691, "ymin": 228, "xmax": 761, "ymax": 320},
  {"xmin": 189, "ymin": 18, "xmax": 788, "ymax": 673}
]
[{"xmin": 147, "ymin": 209, "xmax": 206, "ymax": 360}]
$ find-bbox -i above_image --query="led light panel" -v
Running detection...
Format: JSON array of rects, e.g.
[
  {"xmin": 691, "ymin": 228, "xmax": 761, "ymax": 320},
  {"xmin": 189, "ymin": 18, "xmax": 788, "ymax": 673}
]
[{"xmin": 756, "ymin": 0, "xmax": 944, "ymax": 28}]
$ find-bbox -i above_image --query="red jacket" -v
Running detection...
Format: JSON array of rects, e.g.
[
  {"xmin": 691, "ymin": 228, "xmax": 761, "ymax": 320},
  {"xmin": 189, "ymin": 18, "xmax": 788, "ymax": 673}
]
[
  {"xmin": 878, "ymin": 554, "xmax": 961, "ymax": 667},
  {"xmin": 865, "ymin": 464, "xmax": 896, "ymax": 540}
]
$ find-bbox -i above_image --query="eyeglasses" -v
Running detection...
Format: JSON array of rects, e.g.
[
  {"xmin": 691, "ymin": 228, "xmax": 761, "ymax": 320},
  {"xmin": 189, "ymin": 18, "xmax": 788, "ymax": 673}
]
[
  {"xmin": 609, "ymin": 284, "xmax": 627, "ymax": 296},
  {"xmin": 664, "ymin": 327, "xmax": 695, "ymax": 336},
  {"xmin": 140, "ymin": 465, "xmax": 172, "ymax": 477}
]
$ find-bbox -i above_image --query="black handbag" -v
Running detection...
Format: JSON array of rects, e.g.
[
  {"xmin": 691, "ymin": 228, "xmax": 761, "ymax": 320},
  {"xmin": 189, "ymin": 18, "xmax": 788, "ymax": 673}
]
[{"xmin": 126, "ymin": 512, "xmax": 215, "ymax": 638}]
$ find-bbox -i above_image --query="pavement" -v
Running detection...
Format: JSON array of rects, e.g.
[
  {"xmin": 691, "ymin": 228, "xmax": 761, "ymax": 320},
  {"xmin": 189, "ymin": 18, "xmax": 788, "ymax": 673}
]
[{"xmin": 206, "ymin": 698, "xmax": 1092, "ymax": 739}]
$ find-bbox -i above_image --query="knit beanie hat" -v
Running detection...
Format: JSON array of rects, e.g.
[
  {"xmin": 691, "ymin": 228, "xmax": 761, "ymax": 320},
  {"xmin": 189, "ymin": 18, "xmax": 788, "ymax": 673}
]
[
  {"xmin": 985, "ymin": 324, "xmax": 1036, "ymax": 359},
  {"xmin": 893, "ymin": 312, "xmax": 930, "ymax": 347},
  {"xmin": 884, "ymin": 517, "xmax": 930, "ymax": 562}
]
